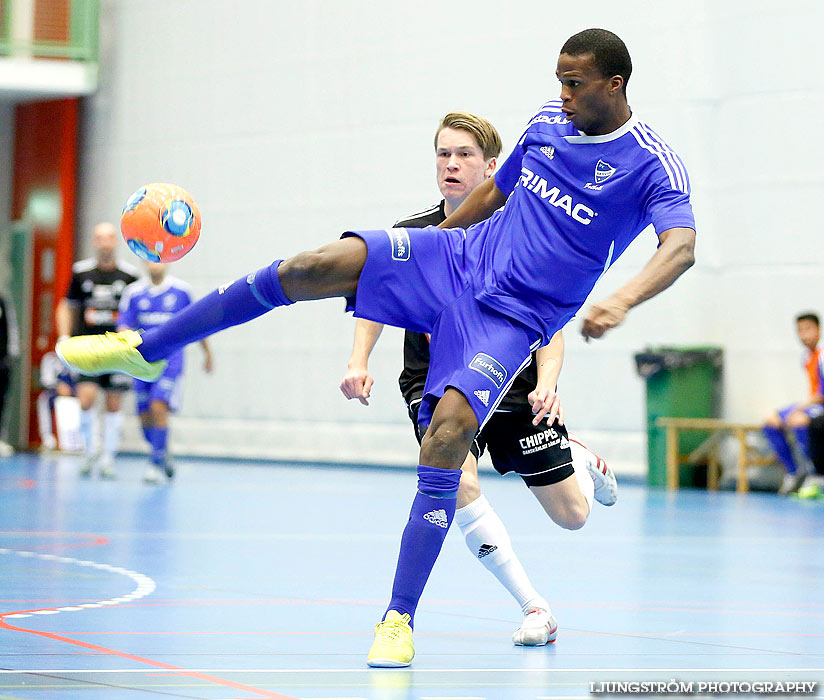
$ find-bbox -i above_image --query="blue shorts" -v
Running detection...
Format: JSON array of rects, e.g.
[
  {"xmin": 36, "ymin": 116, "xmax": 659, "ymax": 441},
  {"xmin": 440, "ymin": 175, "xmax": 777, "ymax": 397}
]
[
  {"xmin": 134, "ymin": 367, "xmax": 183, "ymax": 414},
  {"xmin": 343, "ymin": 227, "xmax": 541, "ymax": 429}
]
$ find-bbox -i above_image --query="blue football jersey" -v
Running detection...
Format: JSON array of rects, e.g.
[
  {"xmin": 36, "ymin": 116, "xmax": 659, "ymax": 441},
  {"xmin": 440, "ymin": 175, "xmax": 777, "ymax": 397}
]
[
  {"xmin": 465, "ymin": 99, "xmax": 695, "ymax": 342},
  {"xmin": 119, "ymin": 276, "xmax": 193, "ymax": 373}
]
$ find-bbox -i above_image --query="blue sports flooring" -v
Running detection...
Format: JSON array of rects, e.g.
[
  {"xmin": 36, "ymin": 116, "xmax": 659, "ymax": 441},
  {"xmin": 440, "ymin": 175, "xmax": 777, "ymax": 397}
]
[{"xmin": 0, "ymin": 452, "xmax": 822, "ymax": 699}]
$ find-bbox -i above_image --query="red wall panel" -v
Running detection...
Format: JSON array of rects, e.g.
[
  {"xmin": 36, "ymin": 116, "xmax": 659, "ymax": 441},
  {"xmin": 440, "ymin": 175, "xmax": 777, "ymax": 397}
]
[{"xmin": 13, "ymin": 98, "xmax": 78, "ymax": 447}]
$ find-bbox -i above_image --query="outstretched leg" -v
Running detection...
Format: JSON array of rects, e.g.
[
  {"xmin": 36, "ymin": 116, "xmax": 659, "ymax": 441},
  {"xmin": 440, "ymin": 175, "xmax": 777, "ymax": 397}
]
[
  {"xmin": 139, "ymin": 237, "xmax": 367, "ymax": 361},
  {"xmin": 56, "ymin": 237, "xmax": 368, "ymax": 380}
]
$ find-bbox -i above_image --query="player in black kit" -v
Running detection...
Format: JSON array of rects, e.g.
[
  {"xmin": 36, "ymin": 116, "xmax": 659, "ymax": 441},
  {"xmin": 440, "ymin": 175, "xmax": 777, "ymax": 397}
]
[
  {"xmin": 340, "ymin": 112, "xmax": 617, "ymax": 648},
  {"xmin": 55, "ymin": 222, "xmax": 138, "ymax": 477},
  {"xmin": 0, "ymin": 293, "xmax": 19, "ymax": 455}
]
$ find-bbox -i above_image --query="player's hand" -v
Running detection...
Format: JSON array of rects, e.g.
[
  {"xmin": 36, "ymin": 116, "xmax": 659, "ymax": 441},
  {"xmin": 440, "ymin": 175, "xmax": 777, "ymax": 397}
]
[
  {"xmin": 528, "ymin": 386, "xmax": 564, "ymax": 426},
  {"xmin": 340, "ymin": 366, "xmax": 374, "ymax": 406},
  {"xmin": 581, "ymin": 297, "xmax": 629, "ymax": 341}
]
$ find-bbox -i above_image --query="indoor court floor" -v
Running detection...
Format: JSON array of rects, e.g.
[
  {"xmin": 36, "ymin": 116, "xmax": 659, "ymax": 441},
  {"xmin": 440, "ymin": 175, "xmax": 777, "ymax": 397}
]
[{"xmin": 0, "ymin": 452, "xmax": 822, "ymax": 699}]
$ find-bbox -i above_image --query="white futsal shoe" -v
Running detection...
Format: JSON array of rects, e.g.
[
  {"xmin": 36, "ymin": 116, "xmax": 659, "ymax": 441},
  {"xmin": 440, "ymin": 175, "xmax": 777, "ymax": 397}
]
[
  {"xmin": 513, "ymin": 607, "xmax": 558, "ymax": 646},
  {"xmin": 588, "ymin": 453, "xmax": 618, "ymax": 506},
  {"xmin": 570, "ymin": 436, "xmax": 618, "ymax": 506},
  {"xmin": 99, "ymin": 456, "xmax": 117, "ymax": 479},
  {"xmin": 143, "ymin": 464, "xmax": 164, "ymax": 484},
  {"xmin": 78, "ymin": 454, "xmax": 96, "ymax": 478}
]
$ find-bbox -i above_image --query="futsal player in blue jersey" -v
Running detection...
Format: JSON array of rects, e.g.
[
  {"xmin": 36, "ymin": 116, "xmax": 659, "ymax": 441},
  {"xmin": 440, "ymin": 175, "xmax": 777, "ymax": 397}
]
[
  {"xmin": 118, "ymin": 262, "xmax": 213, "ymax": 482},
  {"xmin": 58, "ymin": 29, "xmax": 696, "ymax": 666},
  {"xmin": 341, "ymin": 111, "xmax": 616, "ymax": 651}
]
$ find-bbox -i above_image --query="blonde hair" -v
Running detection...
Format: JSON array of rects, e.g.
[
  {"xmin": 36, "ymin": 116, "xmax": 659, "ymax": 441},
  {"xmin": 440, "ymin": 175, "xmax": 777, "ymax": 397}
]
[{"xmin": 434, "ymin": 112, "xmax": 502, "ymax": 161}]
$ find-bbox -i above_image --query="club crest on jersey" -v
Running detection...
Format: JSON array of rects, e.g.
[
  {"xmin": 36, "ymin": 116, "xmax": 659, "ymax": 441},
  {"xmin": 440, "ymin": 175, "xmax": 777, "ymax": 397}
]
[
  {"xmin": 540, "ymin": 145, "xmax": 555, "ymax": 160},
  {"xmin": 387, "ymin": 228, "xmax": 411, "ymax": 261},
  {"xmin": 595, "ymin": 159, "xmax": 616, "ymax": 184},
  {"xmin": 469, "ymin": 353, "xmax": 507, "ymax": 389}
]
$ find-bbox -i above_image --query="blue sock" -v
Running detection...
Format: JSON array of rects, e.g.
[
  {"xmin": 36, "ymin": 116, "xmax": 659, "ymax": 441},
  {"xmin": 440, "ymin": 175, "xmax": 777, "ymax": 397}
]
[
  {"xmin": 793, "ymin": 426, "xmax": 810, "ymax": 458},
  {"xmin": 141, "ymin": 423, "xmax": 152, "ymax": 444},
  {"xmin": 150, "ymin": 426, "xmax": 168, "ymax": 465},
  {"xmin": 385, "ymin": 465, "xmax": 461, "ymax": 627},
  {"xmin": 139, "ymin": 261, "xmax": 293, "ymax": 362},
  {"xmin": 763, "ymin": 425, "xmax": 796, "ymax": 473}
]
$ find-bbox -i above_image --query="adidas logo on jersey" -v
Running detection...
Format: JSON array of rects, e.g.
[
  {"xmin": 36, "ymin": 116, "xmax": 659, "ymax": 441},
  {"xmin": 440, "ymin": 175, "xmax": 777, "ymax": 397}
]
[
  {"xmin": 527, "ymin": 113, "xmax": 569, "ymax": 127},
  {"xmin": 560, "ymin": 436, "xmax": 569, "ymax": 450},
  {"xmin": 540, "ymin": 145, "xmax": 555, "ymax": 160},
  {"xmin": 474, "ymin": 389, "xmax": 490, "ymax": 406},
  {"xmin": 478, "ymin": 543, "xmax": 498, "ymax": 559},
  {"xmin": 423, "ymin": 509, "xmax": 449, "ymax": 529}
]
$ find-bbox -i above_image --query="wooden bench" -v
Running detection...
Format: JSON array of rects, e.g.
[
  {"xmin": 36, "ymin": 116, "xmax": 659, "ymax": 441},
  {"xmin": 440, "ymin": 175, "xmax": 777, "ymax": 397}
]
[{"xmin": 654, "ymin": 417, "xmax": 772, "ymax": 493}]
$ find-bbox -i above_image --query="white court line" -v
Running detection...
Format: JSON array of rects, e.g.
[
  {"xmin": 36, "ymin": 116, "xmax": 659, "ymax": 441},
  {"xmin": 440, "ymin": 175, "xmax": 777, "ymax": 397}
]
[
  {"xmin": 1, "ymin": 668, "xmax": 823, "ymax": 674},
  {"xmin": 0, "ymin": 549, "xmax": 156, "ymax": 619}
]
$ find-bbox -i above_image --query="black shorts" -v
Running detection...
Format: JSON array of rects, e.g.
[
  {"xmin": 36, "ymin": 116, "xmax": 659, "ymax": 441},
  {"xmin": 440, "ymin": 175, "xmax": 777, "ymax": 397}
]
[
  {"xmin": 408, "ymin": 401, "xmax": 573, "ymax": 487},
  {"xmin": 482, "ymin": 411, "xmax": 574, "ymax": 487},
  {"xmin": 76, "ymin": 372, "xmax": 133, "ymax": 392}
]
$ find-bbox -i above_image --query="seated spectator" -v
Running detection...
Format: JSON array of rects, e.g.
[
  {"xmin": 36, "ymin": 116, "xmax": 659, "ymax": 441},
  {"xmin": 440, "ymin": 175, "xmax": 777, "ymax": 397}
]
[
  {"xmin": 798, "ymin": 413, "xmax": 824, "ymax": 499},
  {"xmin": 763, "ymin": 312, "xmax": 824, "ymax": 494}
]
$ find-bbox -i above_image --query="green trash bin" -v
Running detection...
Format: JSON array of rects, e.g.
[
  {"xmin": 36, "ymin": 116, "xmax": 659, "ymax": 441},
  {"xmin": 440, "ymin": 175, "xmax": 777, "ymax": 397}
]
[{"xmin": 634, "ymin": 347, "xmax": 723, "ymax": 487}]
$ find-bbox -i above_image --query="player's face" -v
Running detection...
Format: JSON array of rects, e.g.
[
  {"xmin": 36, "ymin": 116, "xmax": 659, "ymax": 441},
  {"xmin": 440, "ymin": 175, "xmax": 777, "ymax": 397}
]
[
  {"xmin": 435, "ymin": 128, "xmax": 495, "ymax": 207},
  {"xmin": 797, "ymin": 319, "xmax": 820, "ymax": 350},
  {"xmin": 556, "ymin": 52, "xmax": 620, "ymax": 135},
  {"xmin": 92, "ymin": 222, "xmax": 118, "ymax": 259}
]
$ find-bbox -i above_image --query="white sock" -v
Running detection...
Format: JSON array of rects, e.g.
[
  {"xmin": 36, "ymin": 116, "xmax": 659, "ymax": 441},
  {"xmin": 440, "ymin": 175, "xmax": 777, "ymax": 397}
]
[
  {"xmin": 102, "ymin": 411, "xmax": 123, "ymax": 462},
  {"xmin": 79, "ymin": 408, "xmax": 99, "ymax": 456},
  {"xmin": 37, "ymin": 392, "xmax": 54, "ymax": 443},
  {"xmin": 455, "ymin": 495, "xmax": 549, "ymax": 615},
  {"xmin": 569, "ymin": 441, "xmax": 595, "ymax": 512}
]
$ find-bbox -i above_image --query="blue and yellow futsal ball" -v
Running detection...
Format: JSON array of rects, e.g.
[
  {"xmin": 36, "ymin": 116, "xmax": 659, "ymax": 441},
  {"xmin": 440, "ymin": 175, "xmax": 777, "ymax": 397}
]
[{"xmin": 121, "ymin": 183, "xmax": 201, "ymax": 263}]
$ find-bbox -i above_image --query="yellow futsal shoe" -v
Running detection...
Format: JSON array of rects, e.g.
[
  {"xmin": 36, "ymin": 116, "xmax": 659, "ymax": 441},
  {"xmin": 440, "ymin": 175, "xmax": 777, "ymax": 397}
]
[
  {"xmin": 56, "ymin": 330, "xmax": 167, "ymax": 381},
  {"xmin": 367, "ymin": 610, "xmax": 415, "ymax": 667},
  {"xmin": 795, "ymin": 477, "xmax": 824, "ymax": 500}
]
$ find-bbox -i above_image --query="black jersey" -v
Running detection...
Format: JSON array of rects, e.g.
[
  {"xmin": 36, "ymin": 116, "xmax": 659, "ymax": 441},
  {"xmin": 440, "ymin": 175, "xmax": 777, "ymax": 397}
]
[
  {"xmin": 395, "ymin": 202, "xmax": 538, "ymax": 412},
  {"xmin": 66, "ymin": 258, "xmax": 139, "ymax": 335},
  {"xmin": 0, "ymin": 295, "xmax": 19, "ymax": 367}
]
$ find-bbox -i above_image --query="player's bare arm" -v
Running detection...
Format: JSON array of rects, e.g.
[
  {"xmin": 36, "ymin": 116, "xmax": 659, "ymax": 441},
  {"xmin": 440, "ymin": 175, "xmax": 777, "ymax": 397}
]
[
  {"xmin": 340, "ymin": 318, "xmax": 384, "ymax": 405},
  {"xmin": 581, "ymin": 227, "xmax": 695, "ymax": 341},
  {"xmin": 200, "ymin": 339, "xmax": 213, "ymax": 373},
  {"xmin": 529, "ymin": 330, "xmax": 565, "ymax": 426},
  {"xmin": 55, "ymin": 298, "xmax": 78, "ymax": 341},
  {"xmin": 438, "ymin": 176, "xmax": 507, "ymax": 230}
]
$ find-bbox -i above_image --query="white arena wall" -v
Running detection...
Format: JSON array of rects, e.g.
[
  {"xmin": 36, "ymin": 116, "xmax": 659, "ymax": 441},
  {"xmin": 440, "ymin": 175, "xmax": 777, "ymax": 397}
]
[{"xmin": 74, "ymin": 0, "xmax": 824, "ymax": 476}]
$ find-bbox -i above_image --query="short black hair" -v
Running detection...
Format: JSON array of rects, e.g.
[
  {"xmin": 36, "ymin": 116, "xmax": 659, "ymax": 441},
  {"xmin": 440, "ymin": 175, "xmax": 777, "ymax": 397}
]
[
  {"xmin": 561, "ymin": 28, "xmax": 632, "ymax": 92},
  {"xmin": 796, "ymin": 312, "xmax": 820, "ymax": 327}
]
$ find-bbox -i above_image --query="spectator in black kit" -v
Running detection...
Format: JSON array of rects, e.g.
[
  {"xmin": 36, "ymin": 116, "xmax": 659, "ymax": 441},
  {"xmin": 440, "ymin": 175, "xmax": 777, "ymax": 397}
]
[{"xmin": 0, "ymin": 292, "xmax": 20, "ymax": 456}]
